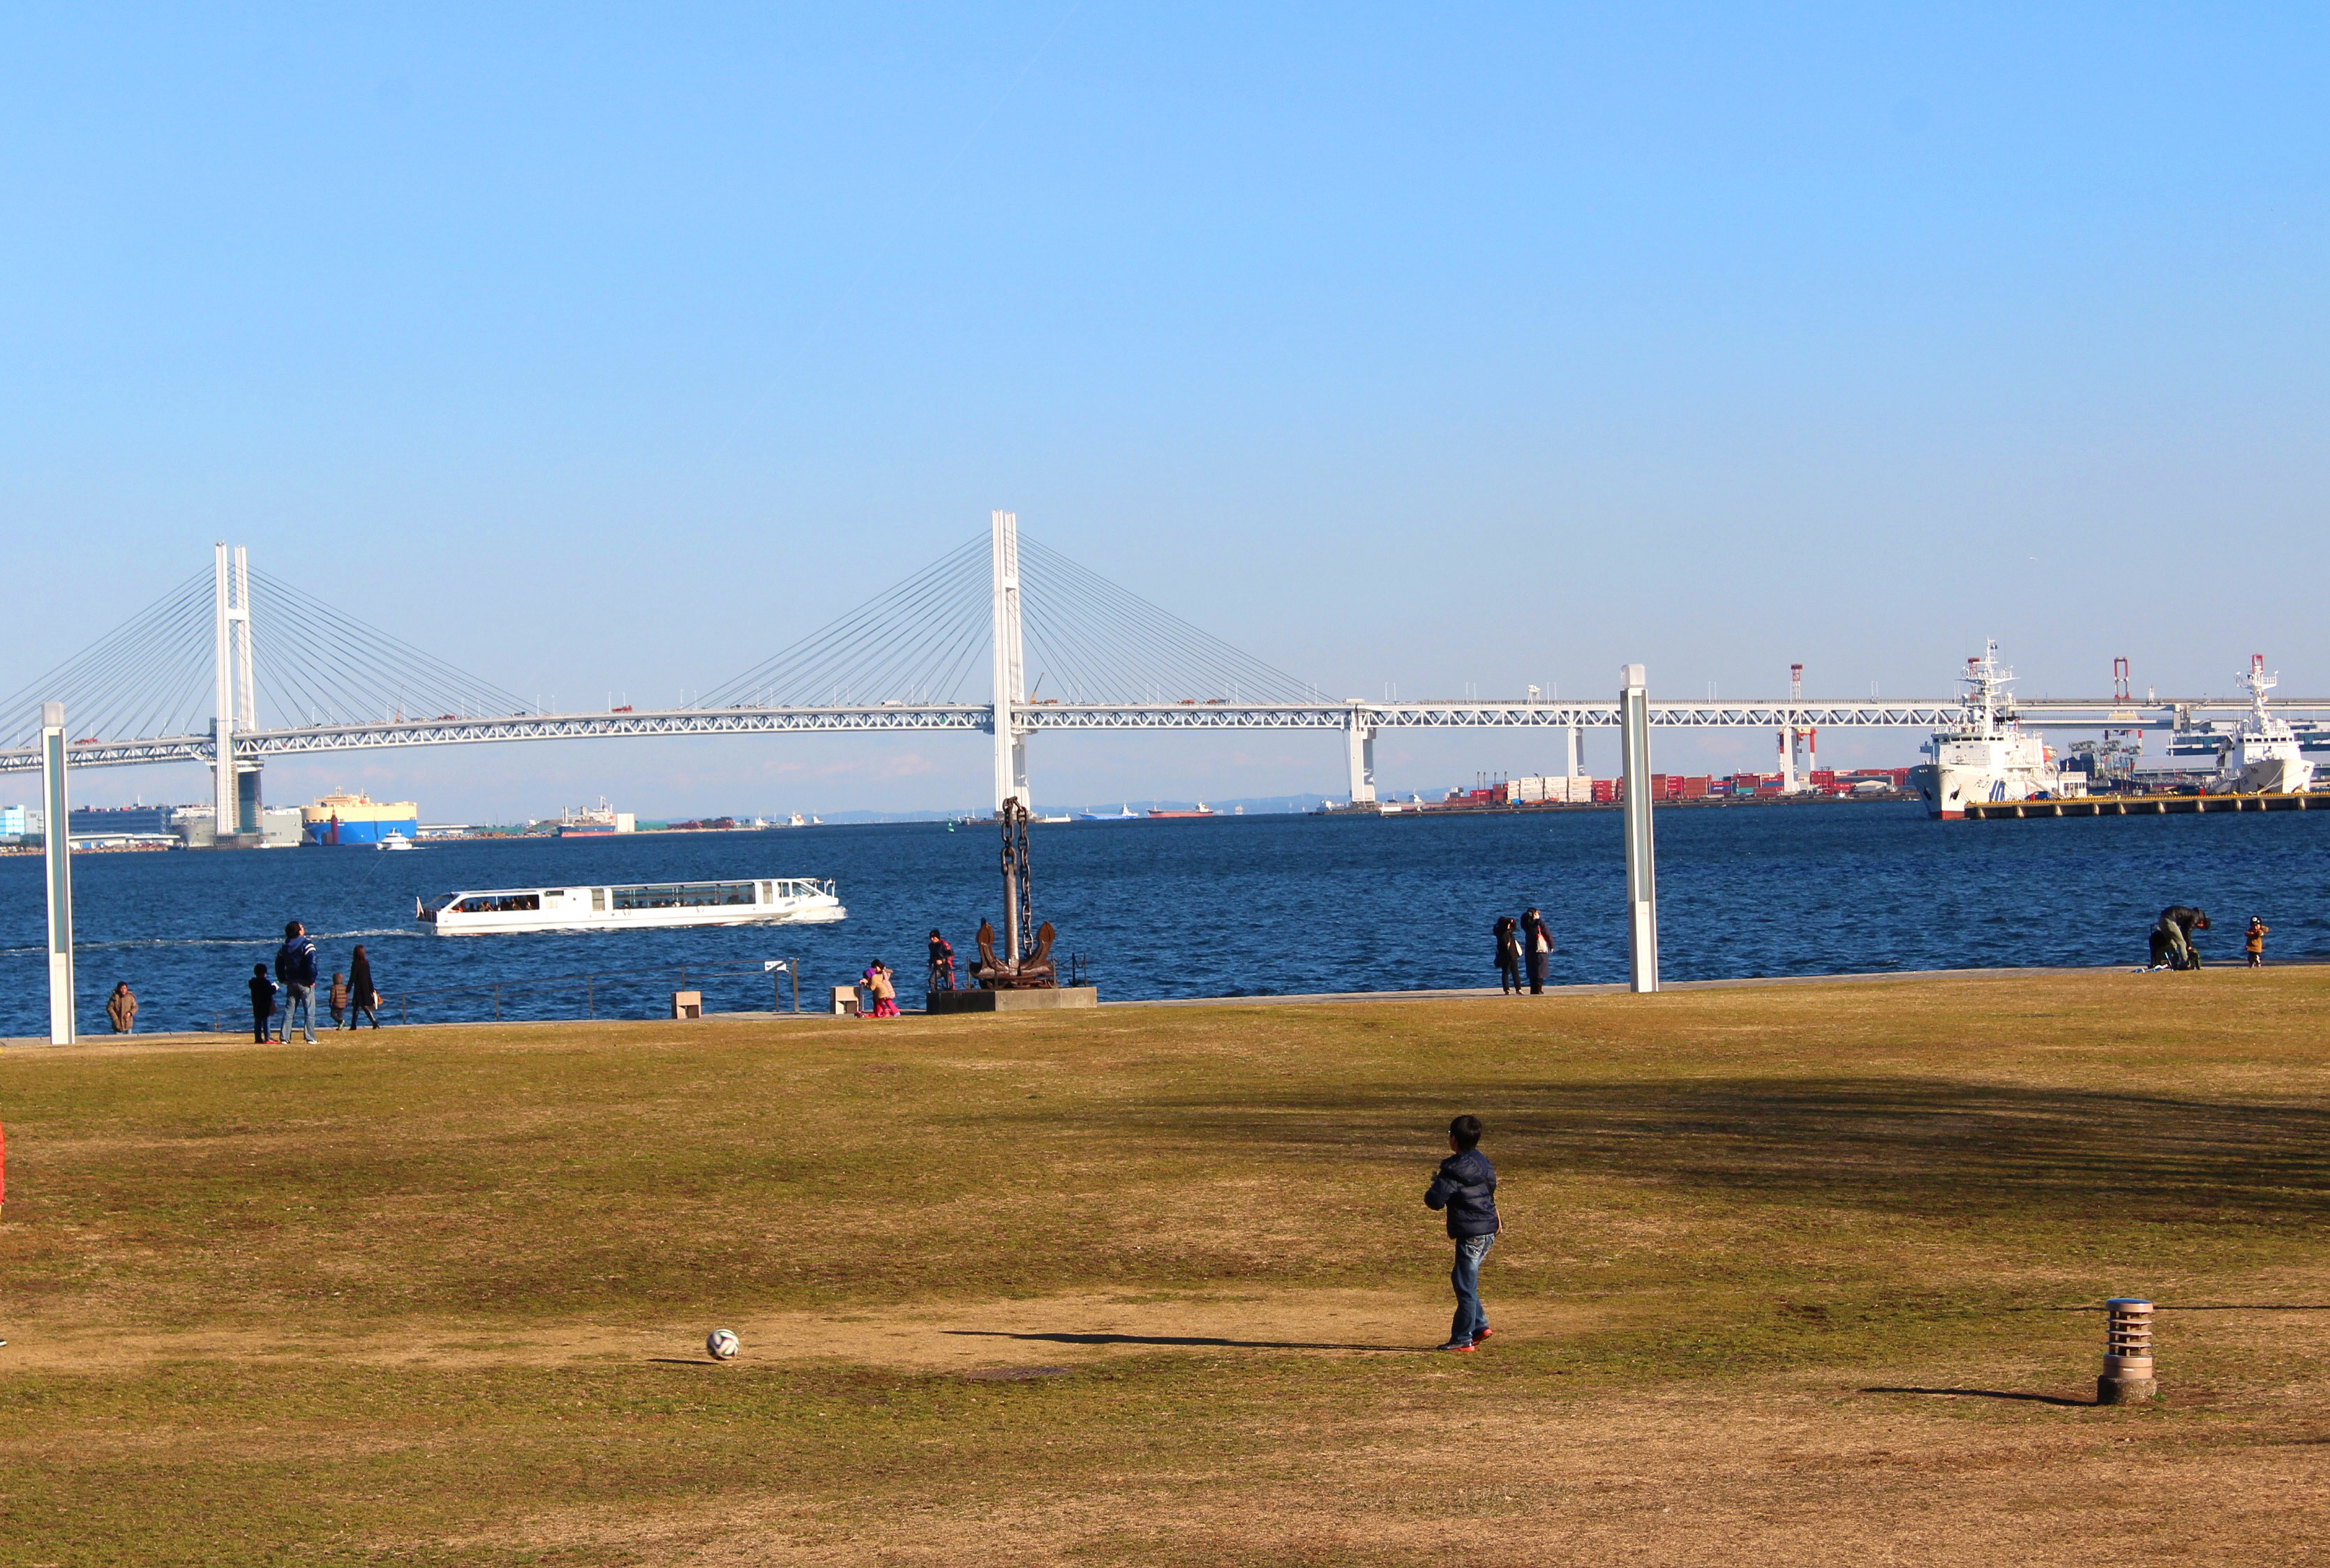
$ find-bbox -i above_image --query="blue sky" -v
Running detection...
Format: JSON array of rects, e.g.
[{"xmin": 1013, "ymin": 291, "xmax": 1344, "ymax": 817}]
[{"xmin": 5, "ymin": 5, "xmax": 2326, "ymax": 815}]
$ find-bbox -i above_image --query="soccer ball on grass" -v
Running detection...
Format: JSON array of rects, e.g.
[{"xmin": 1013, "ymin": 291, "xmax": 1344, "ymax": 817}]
[{"xmin": 706, "ymin": 1329, "xmax": 740, "ymax": 1361}]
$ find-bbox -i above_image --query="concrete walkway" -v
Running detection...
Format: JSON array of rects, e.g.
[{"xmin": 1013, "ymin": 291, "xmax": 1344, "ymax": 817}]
[{"xmin": 1093, "ymin": 964, "xmax": 2117, "ymax": 1010}]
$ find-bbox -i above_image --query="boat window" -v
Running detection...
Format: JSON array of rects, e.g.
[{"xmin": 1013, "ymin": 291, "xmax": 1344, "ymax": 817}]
[
  {"xmin": 456, "ymin": 893, "xmax": 541, "ymax": 913},
  {"xmin": 760, "ymin": 881, "xmax": 772, "ymax": 902},
  {"xmin": 610, "ymin": 881, "xmax": 759, "ymax": 910},
  {"xmin": 591, "ymin": 888, "xmax": 606, "ymax": 912}
]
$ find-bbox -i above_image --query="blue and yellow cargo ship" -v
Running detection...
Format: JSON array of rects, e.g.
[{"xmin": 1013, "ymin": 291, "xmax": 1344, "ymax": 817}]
[{"xmin": 302, "ymin": 790, "xmax": 421, "ymax": 846}]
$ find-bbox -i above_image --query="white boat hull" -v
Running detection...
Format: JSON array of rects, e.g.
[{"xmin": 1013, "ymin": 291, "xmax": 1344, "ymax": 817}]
[
  {"xmin": 423, "ymin": 877, "xmax": 846, "ymax": 936},
  {"xmin": 2220, "ymin": 753, "xmax": 2314, "ymax": 795},
  {"xmin": 1911, "ymin": 761, "xmax": 2077, "ymax": 820},
  {"xmin": 431, "ymin": 900, "xmax": 846, "ymax": 936}
]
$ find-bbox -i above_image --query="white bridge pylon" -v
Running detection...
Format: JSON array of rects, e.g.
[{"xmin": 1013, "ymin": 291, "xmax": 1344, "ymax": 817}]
[{"xmin": 4, "ymin": 524, "xmax": 2326, "ymax": 805}]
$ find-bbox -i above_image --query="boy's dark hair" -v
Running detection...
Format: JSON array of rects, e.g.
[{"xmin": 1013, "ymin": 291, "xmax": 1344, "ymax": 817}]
[
  {"xmin": 1449, "ymin": 1114, "xmax": 1484, "ymax": 1151},
  {"xmin": 253, "ymin": 963, "xmax": 267, "ymax": 976},
  {"xmin": 283, "ymin": 920, "xmax": 301, "ymax": 939}
]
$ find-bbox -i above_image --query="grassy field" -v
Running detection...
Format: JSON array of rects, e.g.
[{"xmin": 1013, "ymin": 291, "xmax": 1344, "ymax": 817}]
[{"xmin": 1, "ymin": 968, "xmax": 2327, "ymax": 1565}]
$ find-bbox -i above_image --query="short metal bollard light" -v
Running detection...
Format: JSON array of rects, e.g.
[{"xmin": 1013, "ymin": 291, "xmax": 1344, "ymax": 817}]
[{"xmin": 2096, "ymin": 1297, "xmax": 2157, "ymax": 1405}]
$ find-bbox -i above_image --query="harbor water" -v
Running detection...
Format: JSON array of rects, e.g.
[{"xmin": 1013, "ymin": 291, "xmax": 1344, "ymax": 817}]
[{"xmin": 3, "ymin": 802, "xmax": 2326, "ymax": 1036}]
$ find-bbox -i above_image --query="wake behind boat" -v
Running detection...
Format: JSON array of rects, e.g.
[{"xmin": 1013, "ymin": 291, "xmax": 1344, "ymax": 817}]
[{"xmin": 417, "ymin": 876, "xmax": 845, "ymax": 935}]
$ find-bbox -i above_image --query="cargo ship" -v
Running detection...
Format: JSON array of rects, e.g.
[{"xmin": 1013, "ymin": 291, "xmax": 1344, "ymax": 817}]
[
  {"xmin": 1147, "ymin": 803, "xmax": 1216, "ymax": 819},
  {"xmin": 302, "ymin": 790, "xmax": 421, "ymax": 847},
  {"xmin": 554, "ymin": 800, "xmax": 634, "ymax": 837}
]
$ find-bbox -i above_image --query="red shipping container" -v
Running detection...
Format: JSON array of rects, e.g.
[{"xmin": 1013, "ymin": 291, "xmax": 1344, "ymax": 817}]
[
  {"xmin": 1680, "ymin": 775, "xmax": 1710, "ymax": 798},
  {"xmin": 1592, "ymin": 778, "xmax": 1617, "ymax": 803}
]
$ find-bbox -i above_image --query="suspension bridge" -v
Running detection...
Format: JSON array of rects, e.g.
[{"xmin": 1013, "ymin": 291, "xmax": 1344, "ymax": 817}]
[{"xmin": 3, "ymin": 512, "xmax": 2322, "ymax": 828}]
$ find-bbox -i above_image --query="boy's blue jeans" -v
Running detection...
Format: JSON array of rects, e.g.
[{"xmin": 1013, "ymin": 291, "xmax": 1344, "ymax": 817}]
[{"xmin": 1449, "ymin": 1232, "xmax": 1495, "ymax": 1345}]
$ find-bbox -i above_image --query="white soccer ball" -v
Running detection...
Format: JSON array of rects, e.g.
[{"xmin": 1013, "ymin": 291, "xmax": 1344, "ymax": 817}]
[{"xmin": 706, "ymin": 1328, "xmax": 740, "ymax": 1361}]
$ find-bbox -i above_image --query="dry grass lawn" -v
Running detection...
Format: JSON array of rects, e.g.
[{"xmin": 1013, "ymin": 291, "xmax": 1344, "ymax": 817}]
[{"xmin": 1, "ymin": 968, "xmax": 2327, "ymax": 1564}]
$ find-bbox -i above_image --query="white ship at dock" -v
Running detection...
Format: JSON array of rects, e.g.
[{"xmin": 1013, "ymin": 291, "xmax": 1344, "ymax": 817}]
[
  {"xmin": 2209, "ymin": 655, "xmax": 2314, "ymax": 795},
  {"xmin": 1911, "ymin": 643, "xmax": 2082, "ymax": 820}
]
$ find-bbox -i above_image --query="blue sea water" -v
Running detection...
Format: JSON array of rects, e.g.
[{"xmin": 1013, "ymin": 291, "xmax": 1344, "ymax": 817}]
[{"xmin": 3, "ymin": 803, "xmax": 2325, "ymax": 1036}]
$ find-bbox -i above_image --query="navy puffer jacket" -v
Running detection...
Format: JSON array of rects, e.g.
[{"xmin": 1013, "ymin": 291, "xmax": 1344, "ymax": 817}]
[
  {"xmin": 1425, "ymin": 1149, "xmax": 1500, "ymax": 1239},
  {"xmin": 276, "ymin": 936, "xmax": 319, "ymax": 987}
]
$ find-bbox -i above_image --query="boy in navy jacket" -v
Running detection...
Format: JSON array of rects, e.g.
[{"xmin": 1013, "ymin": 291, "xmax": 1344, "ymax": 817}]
[{"xmin": 1425, "ymin": 1114, "xmax": 1500, "ymax": 1351}]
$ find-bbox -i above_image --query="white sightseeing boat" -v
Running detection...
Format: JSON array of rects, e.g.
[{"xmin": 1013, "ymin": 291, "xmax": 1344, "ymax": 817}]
[
  {"xmin": 417, "ymin": 876, "xmax": 846, "ymax": 936},
  {"xmin": 1911, "ymin": 643, "xmax": 2083, "ymax": 820},
  {"xmin": 2209, "ymin": 655, "xmax": 2314, "ymax": 795}
]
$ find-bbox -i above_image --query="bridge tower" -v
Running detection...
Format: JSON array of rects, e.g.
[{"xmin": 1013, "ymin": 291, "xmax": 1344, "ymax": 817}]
[
  {"xmin": 1345, "ymin": 703, "xmax": 1377, "ymax": 804},
  {"xmin": 990, "ymin": 510, "xmax": 1030, "ymax": 817},
  {"xmin": 211, "ymin": 544, "xmax": 259, "ymax": 842}
]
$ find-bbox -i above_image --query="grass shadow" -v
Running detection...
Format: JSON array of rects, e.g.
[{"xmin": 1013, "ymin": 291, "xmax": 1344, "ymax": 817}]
[
  {"xmin": 945, "ymin": 1329, "xmax": 1412, "ymax": 1353},
  {"xmin": 1862, "ymin": 1386, "xmax": 2093, "ymax": 1408},
  {"xmin": 1160, "ymin": 1077, "xmax": 2330, "ymax": 1223}
]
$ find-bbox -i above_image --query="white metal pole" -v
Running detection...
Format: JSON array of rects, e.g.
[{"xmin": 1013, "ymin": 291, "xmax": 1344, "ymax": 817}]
[
  {"xmin": 1345, "ymin": 705, "xmax": 1377, "ymax": 803},
  {"xmin": 213, "ymin": 542, "xmax": 235, "ymax": 835},
  {"xmin": 40, "ymin": 701, "xmax": 76, "ymax": 1043},
  {"xmin": 1567, "ymin": 722, "xmax": 1585, "ymax": 779},
  {"xmin": 1620, "ymin": 664, "xmax": 1659, "ymax": 994},
  {"xmin": 989, "ymin": 510, "xmax": 1029, "ymax": 817}
]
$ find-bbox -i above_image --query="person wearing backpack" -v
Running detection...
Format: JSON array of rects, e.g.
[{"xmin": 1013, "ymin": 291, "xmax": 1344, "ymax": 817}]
[{"xmin": 274, "ymin": 920, "xmax": 321, "ymax": 1043}]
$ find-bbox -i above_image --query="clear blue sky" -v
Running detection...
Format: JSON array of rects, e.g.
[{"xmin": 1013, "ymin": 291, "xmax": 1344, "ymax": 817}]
[{"xmin": 5, "ymin": 5, "xmax": 2326, "ymax": 815}]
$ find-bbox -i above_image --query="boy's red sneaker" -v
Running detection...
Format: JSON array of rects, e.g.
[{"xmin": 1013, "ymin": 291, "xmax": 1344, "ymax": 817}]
[
  {"xmin": 1470, "ymin": 1327, "xmax": 1495, "ymax": 1345},
  {"xmin": 1438, "ymin": 1340, "xmax": 1477, "ymax": 1352}
]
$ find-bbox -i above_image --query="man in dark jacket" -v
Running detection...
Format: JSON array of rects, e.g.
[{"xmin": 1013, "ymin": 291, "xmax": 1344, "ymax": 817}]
[
  {"xmin": 1424, "ymin": 1113, "xmax": 1500, "ymax": 1352},
  {"xmin": 274, "ymin": 920, "xmax": 320, "ymax": 1043}
]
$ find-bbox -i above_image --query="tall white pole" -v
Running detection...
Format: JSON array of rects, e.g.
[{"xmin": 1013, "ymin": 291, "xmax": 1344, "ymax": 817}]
[
  {"xmin": 213, "ymin": 542, "xmax": 235, "ymax": 836},
  {"xmin": 40, "ymin": 701, "xmax": 75, "ymax": 1044},
  {"xmin": 989, "ymin": 510, "xmax": 1029, "ymax": 816},
  {"xmin": 1566, "ymin": 722, "xmax": 1585, "ymax": 779},
  {"xmin": 1345, "ymin": 704, "xmax": 1377, "ymax": 804},
  {"xmin": 1620, "ymin": 664, "xmax": 1659, "ymax": 994}
]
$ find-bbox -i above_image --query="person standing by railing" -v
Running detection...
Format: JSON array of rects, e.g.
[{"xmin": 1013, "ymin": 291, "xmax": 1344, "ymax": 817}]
[{"xmin": 107, "ymin": 982, "xmax": 138, "ymax": 1034}]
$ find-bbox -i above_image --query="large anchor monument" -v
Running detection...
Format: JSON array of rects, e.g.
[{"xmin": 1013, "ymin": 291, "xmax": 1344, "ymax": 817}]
[{"xmin": 927, "ymin": 797, "xmax": 1098, "ymax": 1013}]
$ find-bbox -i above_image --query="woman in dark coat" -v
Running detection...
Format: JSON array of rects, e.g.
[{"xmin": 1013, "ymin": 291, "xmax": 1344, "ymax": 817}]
[
  {"xmin": 345, "ymin": 945, "xmax": 382, "ymax": 1029},
  {"xmin": 1493, "ymin": 916, "xmax": 1522, "ymax": 994},
  {"xmin": 1519, "ymin": 907, "xmax": 1553, "ymax": 994}
]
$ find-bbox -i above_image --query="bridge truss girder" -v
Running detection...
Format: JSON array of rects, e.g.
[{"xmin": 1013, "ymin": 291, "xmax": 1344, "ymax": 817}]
[{"xmin": 5, "ymin": 696, "xmax": 2324, "ymax": 775}]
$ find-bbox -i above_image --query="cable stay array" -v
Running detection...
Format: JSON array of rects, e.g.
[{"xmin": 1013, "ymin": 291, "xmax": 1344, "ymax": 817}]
[
  {"xmin": 696, "ymin": 536, "xmax": 994, "ymax": 709},
  {"xmin": 0, "ymin": 569, "xmax": 218, "ymax": 750},
  {"xmin": 243, "ymin": 568, "xmax": 528, "ymax": 731},
  {"xmin": 1, "ymin": 565, "xmax": 528, "ymax": 751},
  {"xmin": 697, "ymin": 531, "xmax": 1315, "ymax": 709},
  {"xmin": 1016, "ymin": 536, "xmax": 1313, "ymax": 706}
]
